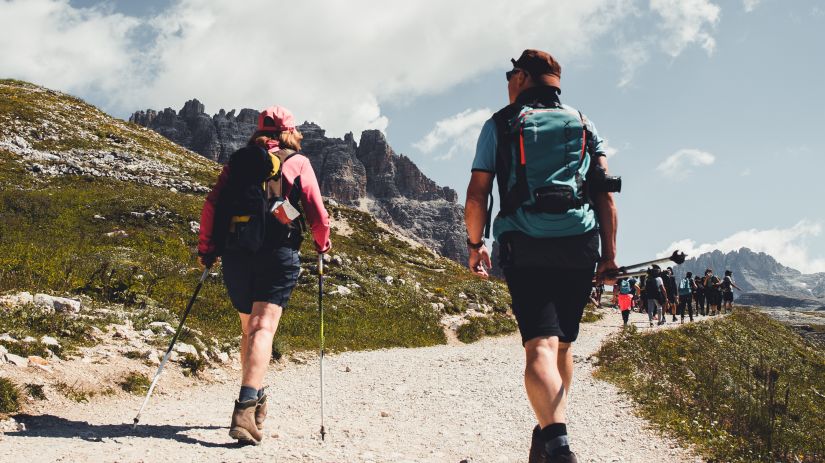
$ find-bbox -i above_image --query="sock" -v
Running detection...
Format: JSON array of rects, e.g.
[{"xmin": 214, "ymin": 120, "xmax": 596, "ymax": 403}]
[
  {"xmin": 540, "ymin": 423, "xmax": 571, "ymax": 456},
  {"xmin": 257, "ymin": 387, "xmax": 265, "ymax": 399},
  {"xmin": 239, "ymin": 385, "xmax": 258, "ymax": 402}
]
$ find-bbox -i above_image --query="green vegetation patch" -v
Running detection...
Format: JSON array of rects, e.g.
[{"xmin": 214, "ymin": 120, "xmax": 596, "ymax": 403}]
[
  {"xmin": 0, "ymin": 303, "xmax": 105, "ymax": 357},
  {"xmin": 457, "ymin": 313, "xmax": 518, "ymax": 344},
  {"xmin": 595, "ymin": 308, "xmax": 825, "ymax": 462},
  {"xmin": 581, "ymin": 304, "xmax": 603, "ymax": 323},
  {"xmin": 0, "ymin": 377, "xmax": 22, "ymax": 414},
  {"xmin": 119, "ymin": 372, "xmax": 151, "ymax": 395}
]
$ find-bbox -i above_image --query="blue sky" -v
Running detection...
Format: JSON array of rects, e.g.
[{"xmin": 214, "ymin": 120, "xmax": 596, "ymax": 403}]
[{"xmin": 2, "ymin": 0, "xmax": 824, "ymax": 272}]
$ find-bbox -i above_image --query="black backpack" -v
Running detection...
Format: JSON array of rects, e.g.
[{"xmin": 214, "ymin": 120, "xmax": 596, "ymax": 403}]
[
  {"xmin": 214, "ymin": 146, "xmax": 303, "ymax": 254},
  {"xmin": 645, "ymin": 276, "xmax": 661, "ymax": 300}
]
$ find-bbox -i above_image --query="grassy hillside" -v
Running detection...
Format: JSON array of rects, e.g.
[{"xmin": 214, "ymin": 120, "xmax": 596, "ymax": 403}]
[
  {"xmin": 0, "ymin": 79, "xmax": 512, "ymax": 356},
  {"xmin": 595, "ymin": 309, "xmax": 825, "ymax": 462}
]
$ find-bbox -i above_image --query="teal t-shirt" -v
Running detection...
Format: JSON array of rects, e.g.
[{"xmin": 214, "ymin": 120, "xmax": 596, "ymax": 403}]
[{"xmin": 472, "ymin": 104, "xmax": 608, "ymax": 242}]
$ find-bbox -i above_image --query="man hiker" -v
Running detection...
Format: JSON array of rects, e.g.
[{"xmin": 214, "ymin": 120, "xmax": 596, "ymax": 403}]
[
  {"xmin": 645, "ymin": 266, "xmax": 667, "ymax": 327},
  {"xmin": 677, "ymin": 271, "xmax": 695, "ymax": 323},
  {"xmin": 664, "ymin": 267, "xmax": 679, "ymax": 322},
  {"xmin": 721, "ymin": 269, "xmax": 742, "ymax": 312},
  {"xmin": 693, "ymin": 275, "xmax": 706, "ymax": 316},
  {"xmin": 704, "ymin": 269, "xmax": 722, "ymax": 316},
  {"xmin": 464, "ymin": 49, "xmax": 619, "ymax": 463}
]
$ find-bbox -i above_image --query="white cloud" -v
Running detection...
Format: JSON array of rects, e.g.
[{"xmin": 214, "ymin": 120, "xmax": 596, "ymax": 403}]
[
  {"xmin": 743, "ymin": 0, "xmax": 760, "ymax": 12},
  {"xmin": 656, "ymin": 148, "xmax": 715, "ymax": 178},
  {"xmin": 650, "ymin": 0, "xmax": 721, "ymax": 56},
  {"xmin": 616, "ymin": 40, "xmax": 650, "ymax": 88},
  {"xmin": 0, "ymin": 0, "xmax": 725, "ymax": 137},
  {"xmin": 414, "ymin": 108, "xmax": 491, "ymax": 161},
  {"xmin": 657, "ymin": 220, "xmax": 825, "ymax": 274}
]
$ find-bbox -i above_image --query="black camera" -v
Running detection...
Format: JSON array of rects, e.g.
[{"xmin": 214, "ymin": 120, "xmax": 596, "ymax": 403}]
[{"xmin": 588, "ymin": 165, "xmax": 622, "ymax": 193}]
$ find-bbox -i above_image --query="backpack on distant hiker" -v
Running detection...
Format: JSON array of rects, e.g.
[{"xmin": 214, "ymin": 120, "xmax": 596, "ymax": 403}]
[
  {"xmin": 484, "ymin": 99, "xmax": 596, "ymax": 238},
  {"xmin": 722, "ymin": 275, "xmax": 733, "ymax": 292},
  {"xmin": 214, "ymin": 146, "xmax": 304, "ymax": 254},
  {"xmin": 645, "ymin": 276, "xmax": 661, "ymax": 300},
  {"xmin": 619, "ymin": 279, "xmax": 631, "ymax": 294},
  {"xmin": 679, "ymin": 277, "xmax": 693, "ymax": 296}
]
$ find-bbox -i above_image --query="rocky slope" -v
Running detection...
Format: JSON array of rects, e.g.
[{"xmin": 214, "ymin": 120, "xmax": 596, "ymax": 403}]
[
  {"xmin": 676, "ymin": 247, "xmax": 825, "ymax": 309},
  {"xmin": 130, "ymin": 101, "xmax": 468, "ymax": 263}
]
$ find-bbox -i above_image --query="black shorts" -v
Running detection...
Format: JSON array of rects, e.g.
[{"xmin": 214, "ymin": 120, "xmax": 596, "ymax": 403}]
[
  {"xmin": 723, "ymin": 291, "xmax": 734, "ymax": 302},
  {"xmin": 222, "ymin": 247, "xmax": 301, "ymax": 314},
  {"xmin": 667, "ymin": 293, "xmax": 677, "ymax": 303},
  {"xmin": 504, "ymin": 267, "xmax": 595, "ymax": 344}
]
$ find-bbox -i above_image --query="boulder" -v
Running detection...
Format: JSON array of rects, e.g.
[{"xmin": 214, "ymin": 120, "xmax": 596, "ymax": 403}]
[
  {"xmin": 40, "ymin": 335, "xmax": 61, "ymax": 348},
  {"xmin": 0, "ymin": 291, "xmax": 34, "ymax": 307},
  {"xmin": 173, "ymin": 342, "xmax": 198, "ymax": 357},
  {"xmin": 33, "ymin": 293, "xmax": 81, "ymax": 314},
  {"xmin": 6, "ymin": 353, "xmax": 28, "ymax": 367}
]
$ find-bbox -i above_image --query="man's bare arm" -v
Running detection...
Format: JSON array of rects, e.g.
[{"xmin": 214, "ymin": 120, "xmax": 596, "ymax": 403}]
[
  {"xmin": 464, "ymin": 171, "xmax": 494, "ymax": 277},
  {"xmin": 590, "ymin": 156, "xmax": 618, "ymax": 281}
]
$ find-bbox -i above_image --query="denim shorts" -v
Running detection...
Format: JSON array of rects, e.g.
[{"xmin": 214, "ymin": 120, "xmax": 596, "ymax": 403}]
[{"xmin": 221, "ymin": 247, "xmax": 301, "ymax": 314}]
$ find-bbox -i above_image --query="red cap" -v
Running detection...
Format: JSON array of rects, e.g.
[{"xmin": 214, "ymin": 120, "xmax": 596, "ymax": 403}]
[
  {"xmin": 511, "ymin": 49, "xmax": 562, "ymax": 89},
  {"xmin": 257, "ymin": 105, "xmax": 296, "ymax": 132}
]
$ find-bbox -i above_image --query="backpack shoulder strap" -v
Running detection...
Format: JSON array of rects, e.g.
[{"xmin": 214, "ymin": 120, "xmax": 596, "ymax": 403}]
[{"xmin": 267, "ymin": 149, "xmax": 298, "ymax": 199}]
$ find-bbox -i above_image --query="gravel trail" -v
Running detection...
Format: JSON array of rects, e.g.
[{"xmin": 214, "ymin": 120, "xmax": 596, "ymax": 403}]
[{"xmin": 2, "ymin": 310, "xmax": 700, "ymax": 462}]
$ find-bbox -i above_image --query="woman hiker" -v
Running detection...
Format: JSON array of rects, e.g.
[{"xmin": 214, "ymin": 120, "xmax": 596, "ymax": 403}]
[{"xmin": 197, "ymin": 105, "xmax": 331, "ymax": 445}]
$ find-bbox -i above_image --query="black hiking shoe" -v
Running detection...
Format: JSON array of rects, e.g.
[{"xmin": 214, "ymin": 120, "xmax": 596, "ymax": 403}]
[{"xmin": 528, "ymin": 425, "xmax": 546, "ymax": 463}]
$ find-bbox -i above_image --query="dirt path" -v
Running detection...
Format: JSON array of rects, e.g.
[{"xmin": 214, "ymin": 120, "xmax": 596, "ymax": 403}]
[{"xmin": 2, "ymin": 309, "xmax": 701, "ymax": 462}]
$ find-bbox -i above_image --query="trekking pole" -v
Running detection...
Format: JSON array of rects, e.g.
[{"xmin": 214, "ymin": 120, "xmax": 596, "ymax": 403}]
[
  {"xmin": 608, "ymin": 250, "xmax": 687, "ymax": 277},
  {"xmin": 318, "ymin": 254, "xmax": 326, "ymax": 441},
  {"xmin": 133, "ymin": 266, "xmax": 210, "ymax": 429}
]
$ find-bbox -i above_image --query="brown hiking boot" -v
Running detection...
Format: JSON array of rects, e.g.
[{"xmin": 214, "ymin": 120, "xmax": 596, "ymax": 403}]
[
  {"xmin": 228, "ymin": 398, "xmax": 262, "ymax": 445},
  {"xmin": 255, "ymin": 394, "xmax": 268, "ymax": 430}
]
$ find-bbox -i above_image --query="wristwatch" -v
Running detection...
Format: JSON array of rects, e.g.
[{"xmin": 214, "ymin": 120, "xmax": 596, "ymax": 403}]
[{"xmin": 466, "ymin": 237, "xmax": 484, "ymax": 250}]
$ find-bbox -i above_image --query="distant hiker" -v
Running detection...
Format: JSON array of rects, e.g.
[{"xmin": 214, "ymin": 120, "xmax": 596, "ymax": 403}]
[
  {"xmin": 693, "ymin": 275, "xmax": 706, "ymax": 316},
  {"xmin": 628, "ymin": 276, "xmax": 641, "ymax": 311},
  {"xmin": 664, "ymin": 267, "xmax": 679, "ymax": 322},
  {"xmin": 594, "ymin": 283, "xmax": 605, "ymax": 308},
  {"xmin": 464, "ymin": 49, "xmax": 619, "ymax": 463},
  {"xmin": 197, "ymin": 105, "xmax": 331, "ymax": 445},
  {"xmin": 704, "ymin": 269, "xmax": 722, "ymax": 316},
  {"xmin": 721, "ymin": 270, "xmax": 742, "ymax": 312},
  {"xmin": 677, "ymin": 271, "xmax": 695, "ymax": 323},
  {"xmin": 645, "ymin": 266, "xmax": 667, "ymax": 327},
  {"xmin": 617, "ymin": 278, "xmax": 633, "ymax": 326}
]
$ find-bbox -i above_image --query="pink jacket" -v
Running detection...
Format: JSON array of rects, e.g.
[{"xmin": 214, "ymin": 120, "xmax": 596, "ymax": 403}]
[{"xmin": 198, "ymin": 150, "xmax": 331, "ymax": 255}]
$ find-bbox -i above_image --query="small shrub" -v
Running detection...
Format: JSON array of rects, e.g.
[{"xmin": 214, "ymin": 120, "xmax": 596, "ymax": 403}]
[
  {"xmin": 119, "ymin": 372, "xmax": 151, "ymax": 395},
  {"xmin": 457, "ymin": 314, "xmax": 518, "ymax": 343},
  {"xmin": 271, "ymin": 338, "xmax": 291, "ymax": 361},
  {"xmin": 179, "ymin": 353, "xmax": 205, "ymax": 377},
  {"xmin": 0, "ymin": 378, "xmax": 21, "ymax": 414},
  {"xmin": 54, "ymin": 381, "xmax": 91, "ymax": 402},
  {"xmin": 24, "ymin": 383, "xmax": 46, "ymax": 401},
  {"xmin": 581, "ymin": 305, "xmax": 603, "ymax": 323},
  {"xmin": 123, "ymin": 350, "xmax": 143, "ymax": 360}
]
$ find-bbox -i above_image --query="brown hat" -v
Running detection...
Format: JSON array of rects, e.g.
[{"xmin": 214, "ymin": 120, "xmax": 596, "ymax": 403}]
[{"xmin": 511, "ymin": 49, "xmax": 561, "ymax": 89}]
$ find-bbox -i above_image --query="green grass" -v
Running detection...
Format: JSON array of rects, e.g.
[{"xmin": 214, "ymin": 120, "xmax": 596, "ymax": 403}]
[
  {"xmin": 54, "ymin": 381, "xmax": 94, "ymax": 403},
  {"xmin": 119, "ymin": 372, "xmax": 151, "ymax": 395},
  {"xmin": 456, "ymin": 313, "xmax": 518, "ymax": 343},
  {"xmin": 594, "ymin": 308, "xmax": 825, "ymax": 462},
  {"xmin": 581, "ymin": 304, "xmax": 603, "ymax": 323},
  {"xmin": 179, "ymin": 353, "xmax": 205, "ymax": 377},
  {"xmin": 0, "ymin": 377, "xmax": 21, "ymax": 414},
  {"xmin": 0, "ymin": 303, "xmax": 112, "ymax": 357},
  {"xmin": 0, "ymin": 79, "xmax": 512, "ymax": 356}
]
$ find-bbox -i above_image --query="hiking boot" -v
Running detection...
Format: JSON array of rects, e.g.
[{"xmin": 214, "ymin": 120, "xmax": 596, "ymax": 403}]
[
  {"xmin": 548, "ymin": 452, "xmax": 578, "ymax": 463},
  {"xmin": 255, "ymin": 394, "xmax": 268, "ymax": 430},
  {"xmin": 528, "ymin": 425, "xmax": 546, "ymax": 463},
  {"xmin": 228, "ymin": 398, "xmax": 262, "ymax": 445}
]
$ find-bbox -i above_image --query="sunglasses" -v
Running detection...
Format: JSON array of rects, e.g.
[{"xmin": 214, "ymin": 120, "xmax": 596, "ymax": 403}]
[{"xmin": 505, "ymin": 68, "xmax": 524, "ymax": 81}]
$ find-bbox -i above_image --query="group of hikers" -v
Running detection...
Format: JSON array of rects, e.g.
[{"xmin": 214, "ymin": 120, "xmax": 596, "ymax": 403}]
[
  {"xmin": 612, "ymin": 266, "xmax": 741, "ymax": 327},
  {"xmin": 198, "ymin": 48, "xmax": 620, "ymax": 462}
]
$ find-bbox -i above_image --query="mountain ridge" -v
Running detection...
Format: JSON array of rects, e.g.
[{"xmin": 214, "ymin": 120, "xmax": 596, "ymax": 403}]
[
  {"xmin": 675, "ymin": 247, "xmax": 825, "ymax": 309},
  {"xmin": 129, "ymin": 99, "xmax": 468, "ymax": 263}
]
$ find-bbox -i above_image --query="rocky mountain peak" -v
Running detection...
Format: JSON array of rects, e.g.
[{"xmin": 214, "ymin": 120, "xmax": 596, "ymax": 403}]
[{"xmin": 129, "ymin": 101, "xmax": 467, "ymax": 263}]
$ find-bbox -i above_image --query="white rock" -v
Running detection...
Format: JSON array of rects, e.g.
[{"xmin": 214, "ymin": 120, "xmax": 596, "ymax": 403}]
[
  {"xmin": 145, "ymin": 350, "xmax": 160, "ymax": 365},
  {"xmin": 458, "ymin": 292, "xmax": 468, "ymax": 299},
  {"xmin": 22, "ymin": 336, "xmax": 37, "ymax": 343},
  {"xmin": 33, "ymin": 293, "xmax": 81, "ymax": 314},
  {"xmin": 40, "ymin": 335, "xmax": 61, "ymax": 347},
  {"xmin": 149, "ymin": 321, "xmax": 172, "ymax": 329},
  {"xmin": 0, "ymin": 333, "xmax": 16, "ymax": 343},
  {"xmin": 383, "ymin": 276, "xmax": 394, "ymax": 285},
  {"xmin": 333, "ymin": 285, "xmax": 352, "ymax": 296},
  {"xmin": 0, "ymin": 291, "xmax": 33, "ymax": 307},
  {"xmin": 189, "ymin": 221, "xmax": 200, "ymax": 234},
  {"xmin": 467, "ymin": 303, "xmax": 480, "ymax": 312},
  {"xmin": 93, "ymin": 214, "xmax": 106, "ymax": 220},
  {"xmin": 173, "ymin": 342, "xmax": 198, "ymax": 357},
  {"xmin": 5, "ymin": 353, "xmax": 28, "ymax": 367},
  {"xmin": 105, "ymin": 229, "xmax": 128, "ymax": 238},
  {"xmin": 331, "ymin": 255, "xmax": 344, "ymax": 266}
]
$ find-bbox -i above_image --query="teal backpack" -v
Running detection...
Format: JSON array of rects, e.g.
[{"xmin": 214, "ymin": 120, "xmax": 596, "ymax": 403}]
[
  {"xmin": 619, "ymin": 279, "xmax": 631, "ymax": 295},
  {"xmin": 679, "ymin": 277, "xmax": 693, "ymax": 296},
  {"xmin": 486, "ymin": 98, "xmax": 593, "ymax": 238}
]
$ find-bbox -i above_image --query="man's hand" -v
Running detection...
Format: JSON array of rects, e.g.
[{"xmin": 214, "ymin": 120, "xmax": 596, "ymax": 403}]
[
  {"xmin": 198, "ymin": 254, "xmax": 219, "ymax": 270},
  {"xmin": 596, "ymin": 258, "xmax": 618, "ymax": 284},
  {"xmin": 468, "ymin": 245, "xmax": 492, "ymax": 278}
]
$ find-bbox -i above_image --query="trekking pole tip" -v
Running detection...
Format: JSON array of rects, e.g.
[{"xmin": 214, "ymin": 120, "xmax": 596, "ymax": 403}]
[
  {"xmin": 132, "ymin": 417, "xmax": 139, "ymax": 429},
  {"xmin": 320, "ymin": 425, "xmax": 326, "ymax": 441}
]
